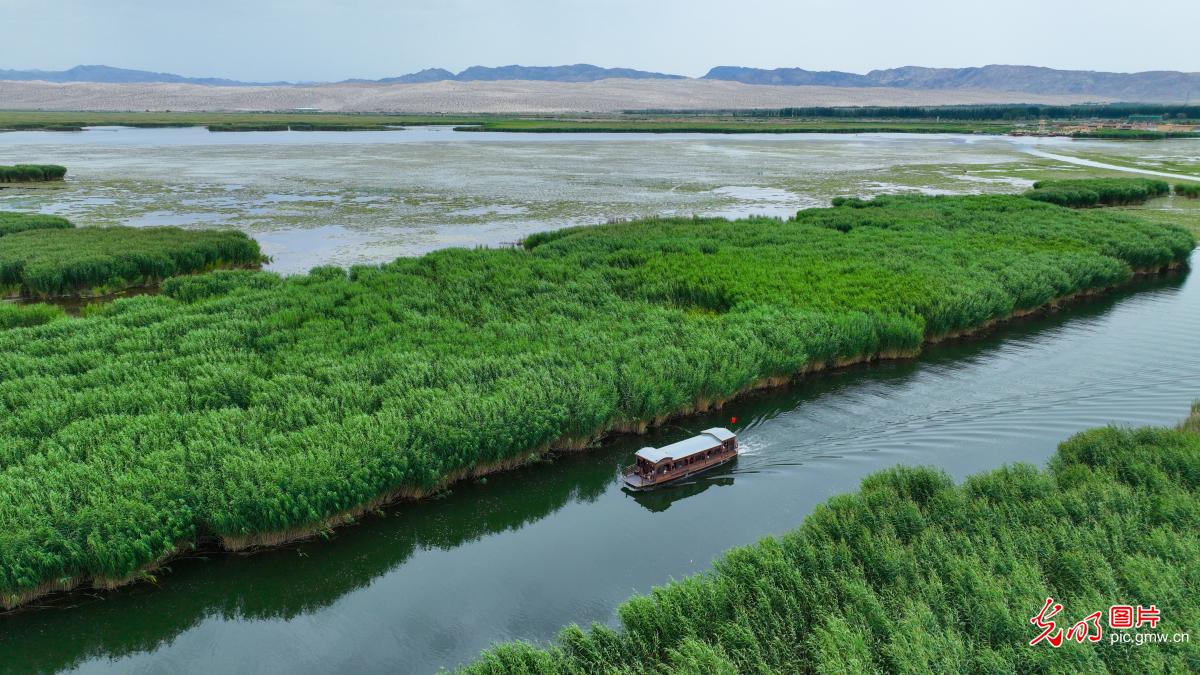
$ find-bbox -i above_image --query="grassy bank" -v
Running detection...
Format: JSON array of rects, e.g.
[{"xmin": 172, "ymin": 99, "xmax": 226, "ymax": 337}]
[
  {"xmin": 204, "ymin": 122, "xmax": 406, "ymax": 132},
  {"xmin": 0, "ymin": 223, "xmax": 265, "ymax": 297},
  {"xmin": 1073, "ymin": 129, "xmax": 1200, "ymax": 140},
  {"xmin": 1025, "ymin": 178, "xmax": 1172, "ymax": 208},
  {"xmin": 466, "ymin": 410, "xmax": 1200, "ymax": 673},
  {"xmin": 0, "ymin": 193, "xmax": 1192, "ymax": 609},
  {"xmin": 0, "ymin": 164, "xmax": 66, "ymax": 182},
  {"xmin": 0, "ymin": 111, "xmax": 1017, "ymax": 135},
  {"xmin": 1, "ymin": 110, "xmax": 1195, "ymax": 137},
  {"xmin": 453, "ymin": 118, "xmax": 1014, "ymax": 134}
]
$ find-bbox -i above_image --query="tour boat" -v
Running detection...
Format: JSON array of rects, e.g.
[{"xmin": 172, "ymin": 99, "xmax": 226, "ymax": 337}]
[{"xmin": 622, "ymin": 428, "xmax": 738, "ymax": 491}]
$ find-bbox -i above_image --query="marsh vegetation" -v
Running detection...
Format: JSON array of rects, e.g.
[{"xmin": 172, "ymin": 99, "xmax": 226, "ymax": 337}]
[
  {"xmin": 0, "ymin": 190, "xmax": 1191, "ymax": 610},
  {"xmin": 0, "ymin": 163, "xmax": 66, "ymax": 182},
  {"xmin": 468, "ymin": 413, "xmax": 1200, "ymax": 673},
  {"xmin": 1024, "ymin": 178, "xmax": 1172, "ymax": 208},
  {"xmin": 0, "ymin": 212, "xmax": 73, "ymax": 237},
  {"xmin": 0, "ymin": 215, "xmax": 264, "ymax": 297}
]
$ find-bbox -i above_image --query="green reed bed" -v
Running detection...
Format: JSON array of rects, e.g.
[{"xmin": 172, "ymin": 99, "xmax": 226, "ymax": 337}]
[
  {"xmin": 0, "ymin": 194, "xmax": 1192, "ymax": 608},
  {"xmin": 0, "ymin": 302, "xmax": 65, "ymax": 329},
  {"xmin": 1072, "ymin": 129, "xmax": 1200, "ymax": 140},
  {"xmin": 1024, "ymin": 178, "xmax": 1171, "ymax": 208},
  {"xmin": 0, "ymin": 211, "xmax": 74, "ymax": 237},
  {"xmin": 206, "ymin": 122, "xmax": 401, "ymax": 132},
  {"xmin": 0, "ymin": 164, "xmax": 67, "ymax": 183},
  {"xmin": 453, "ymin": 119, "xmax": 1012, "ymax": 134},
  {"xmin": 0, "ymin": 226, "xmax": 265, "ymax": 298},
  {"xmin": 1177, "ymin": 183, "xmax": 1200, "ymax": 199},
  {"xmin": 466, "ymin": 414, "xmax": 1200, "ymax": 673}
]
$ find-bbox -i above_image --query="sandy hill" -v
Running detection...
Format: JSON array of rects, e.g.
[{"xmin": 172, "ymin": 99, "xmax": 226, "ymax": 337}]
[{"xmin": 0, "ymin": 79, "xmax": 1112, "ymax": 113}]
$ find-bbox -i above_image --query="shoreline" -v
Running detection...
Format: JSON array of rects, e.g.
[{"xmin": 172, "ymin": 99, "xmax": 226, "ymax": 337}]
[{"xmin": 3, "ymin": 258, "xmax": 1187, "ymax": 612}]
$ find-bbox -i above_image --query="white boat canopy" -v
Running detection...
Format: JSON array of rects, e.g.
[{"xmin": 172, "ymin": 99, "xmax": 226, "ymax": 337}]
[{"xmin": 635, "ymin": 428, "xmax": 735, "ymax": 464}]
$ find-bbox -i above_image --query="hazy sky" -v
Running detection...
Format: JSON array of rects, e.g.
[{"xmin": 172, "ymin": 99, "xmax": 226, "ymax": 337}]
[{"xmin": 4, "ymin": 0, "xmax": 1198, "ymax": 82}]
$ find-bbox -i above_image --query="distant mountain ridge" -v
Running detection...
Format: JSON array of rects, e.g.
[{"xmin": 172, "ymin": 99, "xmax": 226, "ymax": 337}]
[
  {"xmin": 0, "ymin": 64, "xmax": 287, "ymax": 86},
  {"xmin": 450, "ymin": 64, "xmax": 685, "ymax": 82},
  {"xmin": 703, "ymin": 65, "xmax": 1200, "ymax": 101},
  {"xmin": 0, "ymin": 64, "xmax": 684, "ymax": 86},
  {"xmin": 2, "ymin": 63, "xmax": 1197, "ymax": 100}
]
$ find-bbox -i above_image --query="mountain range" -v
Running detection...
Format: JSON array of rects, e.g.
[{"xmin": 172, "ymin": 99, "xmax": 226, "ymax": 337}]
[
  {"xmin": 0, "ymin": 64, "xmax": 290, "ymax": 86},
  {"xmin": 0, "ymin": 64, "xmax": 683, "ymax": 86},
  {"xmin": 2, "ymin": 63, "xmax": 1196, "ymax": 101},
  {"xmin": 703, "ymin": 65, "xmax": 1199, "ymax": 101}
]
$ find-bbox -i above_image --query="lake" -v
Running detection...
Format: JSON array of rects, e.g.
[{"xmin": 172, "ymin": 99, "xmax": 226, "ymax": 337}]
[{"xmin": 4, "ymin": 126, "xmax": 1194, "ymax": 274}]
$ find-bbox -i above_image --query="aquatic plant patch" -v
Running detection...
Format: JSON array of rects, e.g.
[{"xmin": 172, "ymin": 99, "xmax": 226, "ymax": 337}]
[
  {"xmin": 0, "ymin": 164, "xmax": 66, "ymax": 183},
  {"xmin": 0, "ymin": 226, "xmax": 265, "ymax": 297},
  {"xmin": 1024, "ymin": 178, "xmax": 1171, "ymax": 208},
  {"xmin": 0, "ymin": 302, "xmax": 65, "ymax": 329},
  {"xmin": 1072, "ymin": 129, "xmax": 1199, "ymax": 140},
  {"xmin": 454, "ymin": 119, "xmax": 1013, "ymax": 134},
  {"xmin": 0, "ymin": 194, "xmax": 1192, "ymax": 608},
  {"xmin": 0, "ymin": 211, "xmax": 74, "ymax": 237}
]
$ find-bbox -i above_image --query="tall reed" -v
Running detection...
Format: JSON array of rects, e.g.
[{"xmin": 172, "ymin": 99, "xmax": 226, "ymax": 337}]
[
  {"xmin": 0, "ymin": 194, "xmax": 1192, "ymax": 607},
  {"xmin": 467, "ymin": 417, "xmax": 1200, "ymax": 673}
]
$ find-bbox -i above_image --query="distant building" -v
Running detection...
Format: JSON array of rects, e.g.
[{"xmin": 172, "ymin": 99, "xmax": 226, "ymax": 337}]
[{"xmin": 1127, "ymin": 114, "xmax": 1164, "ymax": 131}]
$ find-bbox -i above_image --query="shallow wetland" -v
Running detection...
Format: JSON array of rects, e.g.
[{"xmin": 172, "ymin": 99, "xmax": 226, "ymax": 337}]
[{"xmin": 0, "ymin": 127, "xmax": 1197, "ymax": 673}]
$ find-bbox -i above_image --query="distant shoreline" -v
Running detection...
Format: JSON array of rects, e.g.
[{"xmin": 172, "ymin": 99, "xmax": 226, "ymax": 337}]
[{"xmin": 3, "ymin": 109, "xmax": 1196, "ymax": 139}]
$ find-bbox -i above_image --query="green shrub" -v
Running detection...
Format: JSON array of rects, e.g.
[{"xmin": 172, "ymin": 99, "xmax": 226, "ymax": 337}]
[
  {"xmin": 466, "ymin": 419, "xmax": 1200, "ymax": 673},
  {"xmin": 1176, "ymin": 183, "xmax": 1200, "ymax": 199},
  {"xmin": 1025, "ymin": 178, "xmax": 1171, "ymax": 208},
  {"xmin": 0, "ymin": 195, "xmax": 1192, "ymax": 606},
  {"xmin": 0, "ymin": 164, "xmax": 67, "ymax": 182}
]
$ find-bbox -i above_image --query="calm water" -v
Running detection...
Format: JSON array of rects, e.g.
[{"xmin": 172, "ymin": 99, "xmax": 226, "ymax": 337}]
[
  {"xmin": 5, "ymin": 126, "xmax": 1192, "ymax": 273},
  {"xmin": 0, "ymin": 256, "xmax": 1195, "ymax": 674}
]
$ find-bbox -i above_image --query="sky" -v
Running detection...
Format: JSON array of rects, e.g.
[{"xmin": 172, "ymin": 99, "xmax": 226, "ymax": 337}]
[{"xmin": 3, "ymin": 0, "xmax": 1199, "ymax": 82}]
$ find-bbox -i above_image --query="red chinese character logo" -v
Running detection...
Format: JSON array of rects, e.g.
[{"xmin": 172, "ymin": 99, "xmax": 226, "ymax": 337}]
[
  {"xmin": 1030, "ymin": 597, "xmax": 1064, "ymax": 647},
  {"xmin": 1033, "ymin": 599, "xmax": 1158, "ymax": 647},
  {"xmin": 1109, "ymin": 605, "xmax": 1135, "ymax": 629},
  {"xmin": 1137, "ymin": 605, "xmax": 1161, "ymax": 629},
  {"xmin": 1065, "ymin": 611, "xmax": 1103, "ymax": 643}
]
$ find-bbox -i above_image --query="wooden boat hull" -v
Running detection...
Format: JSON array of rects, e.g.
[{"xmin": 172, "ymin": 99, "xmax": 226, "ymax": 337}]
[{"xmin": 622, "ymin": 452, "xmax": 737, "ymax": 491}]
